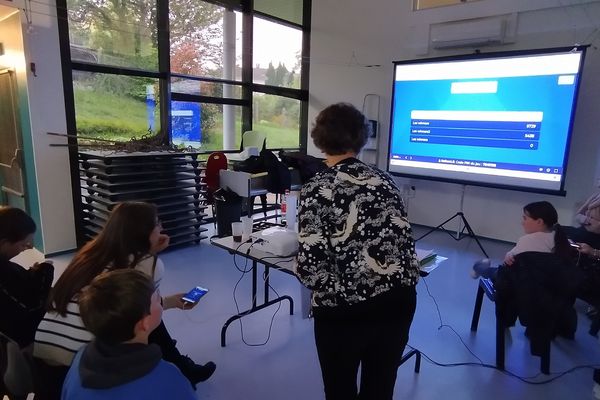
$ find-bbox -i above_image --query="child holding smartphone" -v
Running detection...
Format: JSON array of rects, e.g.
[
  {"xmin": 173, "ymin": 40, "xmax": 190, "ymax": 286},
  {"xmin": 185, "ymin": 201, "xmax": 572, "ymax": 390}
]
[
  {"xmin": 34, "ymin": 202, "xmax": 214, "ymax": 399},
  {"xmin": 62, "ymin": 269, "xmax": 196, "ymax": 399}
]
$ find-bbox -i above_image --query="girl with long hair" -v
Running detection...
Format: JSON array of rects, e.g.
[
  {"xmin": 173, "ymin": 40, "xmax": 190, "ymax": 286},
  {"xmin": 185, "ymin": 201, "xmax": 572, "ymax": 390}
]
[
  {"xmin": 33, "ymin": 202, "xmax": 214, "ymax": 399},
  {"xmin": 472, "ymin": 201, "xmax": 572, "ymax": 278}
]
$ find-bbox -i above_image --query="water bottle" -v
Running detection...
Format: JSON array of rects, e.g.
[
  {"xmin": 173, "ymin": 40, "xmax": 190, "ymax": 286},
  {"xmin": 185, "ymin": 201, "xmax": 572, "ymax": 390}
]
[
  {"xmin": 281, "ymin": 189, "xmax": 289, "ymax": 226},
  {"xmin": 286, "ymin": 191, "xmax": 297, "ymax": 231}
]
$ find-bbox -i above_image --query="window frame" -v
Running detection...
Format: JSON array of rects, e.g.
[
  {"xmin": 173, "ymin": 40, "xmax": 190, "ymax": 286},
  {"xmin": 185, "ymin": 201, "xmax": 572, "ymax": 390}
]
[{"xmin": 58, "ymin": 0, "xmax": 311, "ymax": 153}]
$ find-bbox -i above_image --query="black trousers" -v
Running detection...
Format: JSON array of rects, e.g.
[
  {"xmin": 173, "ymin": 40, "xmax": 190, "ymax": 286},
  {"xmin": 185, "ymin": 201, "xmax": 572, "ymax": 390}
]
[
  {"xmin": 31, "ymin": 358, "xmax": 69, "ymax": 400},
  {"xmin": 149, "ymin": 320, "xmax": 184, "ymax": 364},
  {"xmin": 314, "ymin": 286, "xmax": 417, "ymax": 400}
]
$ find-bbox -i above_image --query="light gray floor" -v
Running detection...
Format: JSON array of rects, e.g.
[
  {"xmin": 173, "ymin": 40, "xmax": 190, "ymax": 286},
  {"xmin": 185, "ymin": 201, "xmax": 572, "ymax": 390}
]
[{"xmin": 51, "ymin": 224, "xmax": 600, "ymax": 399}]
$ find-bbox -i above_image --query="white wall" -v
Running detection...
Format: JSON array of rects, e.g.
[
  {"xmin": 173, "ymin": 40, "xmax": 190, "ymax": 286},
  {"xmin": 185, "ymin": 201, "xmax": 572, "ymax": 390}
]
[
  {"xmin": 309, "ymin": 0, "xmax": 600, "ymax": 243},
  {"xmin": 0, "ymin": 0, "xmax": 76, "ymax": 253}
]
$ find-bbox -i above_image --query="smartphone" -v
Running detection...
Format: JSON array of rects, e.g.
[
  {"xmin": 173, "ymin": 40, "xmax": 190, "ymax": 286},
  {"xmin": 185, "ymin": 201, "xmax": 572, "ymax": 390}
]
[
  {"xmin": 181, "ymin": 286, "xmax": 209, "ymax": 303},
  {"xmin": 568, "ymin": 239, "xmax": 581, "ymax": 249}
]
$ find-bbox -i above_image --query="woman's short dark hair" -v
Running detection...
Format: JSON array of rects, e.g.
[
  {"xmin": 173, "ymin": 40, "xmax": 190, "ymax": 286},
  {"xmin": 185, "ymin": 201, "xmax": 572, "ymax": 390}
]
[
  {"xmin": 311, "ymin": 103, "xmax": 371, "ymax": 155},
  {"xmin": 0, "ymin": 207, "xmax": 36, "ymax": 242},
  {"xmin": 79, "ymin": 269, "xmax": 156, "ymax": 344}
]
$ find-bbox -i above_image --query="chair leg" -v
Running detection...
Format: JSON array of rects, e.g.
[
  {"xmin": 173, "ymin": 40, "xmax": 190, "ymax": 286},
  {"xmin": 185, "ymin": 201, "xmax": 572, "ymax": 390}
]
[
  {"xmin": 471, "ymin": 285, "xmax": 485, "ymax": 331},
  {"xmin": 212, "ymin": 204, "xmax": 216, "ymax": 229},
  {"xmin": 495, "ymin": 314, "xmax": 505, "ymax": 370},
  {"xmin": 540, "ymin": 341, "xmax": 550, "ymax": 375},
  {"xmin": 590, "ymin": 315, "xmax": 600, "ymax": 337}
]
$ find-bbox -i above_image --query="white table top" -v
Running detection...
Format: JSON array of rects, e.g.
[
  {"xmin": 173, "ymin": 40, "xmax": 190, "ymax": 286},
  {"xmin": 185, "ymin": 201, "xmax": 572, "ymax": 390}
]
[
  {"xmin": 210, "ymin": 236, "xmax": 296, "ymax": 273},
  {"xmin": 211, "ymin": 236, "xmax": 446, "ymax": 276}
]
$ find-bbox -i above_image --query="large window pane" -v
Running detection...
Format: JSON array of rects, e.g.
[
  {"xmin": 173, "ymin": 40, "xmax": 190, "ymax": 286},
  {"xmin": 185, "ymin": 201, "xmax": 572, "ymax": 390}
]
[
  {"xmin": 73, "ymin": 71, "xmax": 160, "ymax": 142},
  {"xmin": 253, "ymin": 17, "xmax": 301, "ymax": 88},
  {"xmin": 170, "ymin": 1, "xmax": 242, "ymax": 81},
  {"xmin": 253, "ymin": 94, "xmax": 300, "ymax": 148},
  {"xmin": 171, "ymin": 102, "xmax": 243, "ymax": 151},
  {"xmin": 171, "ymin": 77, "xmax": 242, "ymax": 99},
  {"xmin": 254, "ymin": 0, "xmax": 303, "ymax": 25},
  {"xmin": 67, "ymin": 0, "xmax": 158, "ymax": 70}
]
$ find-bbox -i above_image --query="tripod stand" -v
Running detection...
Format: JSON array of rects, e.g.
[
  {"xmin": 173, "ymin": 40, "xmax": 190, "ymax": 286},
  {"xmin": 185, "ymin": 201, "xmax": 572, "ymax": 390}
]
[
  {"xmin": 414, "ymin": 184, "xmax": 488, "ymax": 257},
  {"xmin": 415, "ymin": 211, "xmax": 488, "ymax": 257}
]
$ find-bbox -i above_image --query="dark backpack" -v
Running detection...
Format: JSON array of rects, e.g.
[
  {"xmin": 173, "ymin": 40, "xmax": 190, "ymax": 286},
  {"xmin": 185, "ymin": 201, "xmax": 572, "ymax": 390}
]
[
  {"xmin": 279, "ymin": 151, "xmax": 327, "ymax": 184},
  {"xmin": 233, "ymin": 149, "xmax": 291, "ymax": 194},
  {"xmin": 261, "ymin": 149, "xmax": 291, "ymax": 194}
]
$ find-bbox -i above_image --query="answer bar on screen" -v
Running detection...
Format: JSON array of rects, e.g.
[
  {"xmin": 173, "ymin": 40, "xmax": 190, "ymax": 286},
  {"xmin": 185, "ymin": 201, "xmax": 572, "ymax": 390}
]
[
  {"xmin": 451, "ymin": 81, "xmax": 498, "ymax": 94},
  {"xmin": 411, "ymin": 110, "xmax": 543, "ymax": 122},
  {"xmin": 390, "ymin": 159, "xmax": 561, "ymax": 182}
]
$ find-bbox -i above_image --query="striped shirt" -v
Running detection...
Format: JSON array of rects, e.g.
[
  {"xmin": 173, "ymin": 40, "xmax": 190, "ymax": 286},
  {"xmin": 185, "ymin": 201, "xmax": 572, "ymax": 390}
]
[{"xmin": 33, "ymin": 255, "xmax": 164, "ymax": 366}]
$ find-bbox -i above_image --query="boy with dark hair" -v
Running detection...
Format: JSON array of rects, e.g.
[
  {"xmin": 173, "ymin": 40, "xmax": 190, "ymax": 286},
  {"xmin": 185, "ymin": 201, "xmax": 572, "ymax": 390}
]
[{"xmin": 61, "ymin": 269, "xmax": 196, "ymax": 399}]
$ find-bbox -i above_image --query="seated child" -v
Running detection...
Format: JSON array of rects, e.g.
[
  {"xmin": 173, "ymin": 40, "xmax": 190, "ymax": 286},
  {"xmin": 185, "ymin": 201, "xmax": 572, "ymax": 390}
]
[
  {"xmin": 35, "ymin": 202, "xmax": 213, "ymax": 398},
  {"xmin": 0, "ymin": 206, "xmax": 53, "ymax": 348},
  {"xmin": 472, "ymin": 201, "xmax": 571, "ymax": 279},
  {"xmin": 564, "ymin": 182, "xmax": 600, "ymax": 249},
  {"xmin": 61, "ymin": 269, "xmax": 196, "ymax": 399}
]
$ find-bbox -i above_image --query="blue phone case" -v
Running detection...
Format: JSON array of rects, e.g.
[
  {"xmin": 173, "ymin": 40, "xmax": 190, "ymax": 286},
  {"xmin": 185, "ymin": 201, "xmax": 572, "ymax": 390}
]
[{"xmin": 181, "ymin": 286, "xmax": 209, "ymax": 303}]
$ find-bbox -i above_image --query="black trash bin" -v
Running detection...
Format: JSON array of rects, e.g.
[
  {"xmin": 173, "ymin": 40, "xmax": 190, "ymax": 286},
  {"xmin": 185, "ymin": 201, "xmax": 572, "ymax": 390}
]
[{"xmin": 214, "ymin": 189, "xmax": 243, "ymax": 237}]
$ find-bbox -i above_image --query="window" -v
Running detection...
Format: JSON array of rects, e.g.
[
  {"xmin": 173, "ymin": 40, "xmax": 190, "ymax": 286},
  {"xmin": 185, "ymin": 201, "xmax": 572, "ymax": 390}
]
[
  {"xmin": 67, "ymin": 0, "xmax": 158, "ymax": 70},
  {"xmin": 169, "ymin": 2, "xmax": 242, "ymax": 80},
  {"xmin": 253, "ymin": 94, "xmax": 300, "ymax": 148},
  {"xmin": 253, "ymin": 17, "xmax": 302, "ymax": 88},
  {"xmin": 60, "ymin": 0, "xmax": 310, "ymax": 149},
  {"xmin": 73, "ymin": 72, "xmax": 161, "ymax": 142}
]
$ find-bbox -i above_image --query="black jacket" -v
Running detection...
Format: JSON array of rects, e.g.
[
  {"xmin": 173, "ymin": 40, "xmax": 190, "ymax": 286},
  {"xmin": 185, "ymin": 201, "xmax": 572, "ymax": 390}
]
[
  {"xmin": 0, "ymin": 257, "xmax": 53, "ymax": 347},
  {"xmin": 494, "ymin": 251, "xmax": 584, "ymax": 356}
]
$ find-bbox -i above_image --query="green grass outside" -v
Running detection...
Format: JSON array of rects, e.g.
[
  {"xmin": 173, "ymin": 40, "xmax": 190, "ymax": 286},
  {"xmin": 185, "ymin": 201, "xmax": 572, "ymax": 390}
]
[{"xmin": 74, "ymin": 87, "xmax": 300, "ymax": 149}]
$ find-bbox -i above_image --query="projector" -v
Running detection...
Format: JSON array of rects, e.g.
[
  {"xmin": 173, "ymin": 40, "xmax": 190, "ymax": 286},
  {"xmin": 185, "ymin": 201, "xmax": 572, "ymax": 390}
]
[{"xmin": 251, "ymin": 226, "xmax": 298, "ymax": 257}]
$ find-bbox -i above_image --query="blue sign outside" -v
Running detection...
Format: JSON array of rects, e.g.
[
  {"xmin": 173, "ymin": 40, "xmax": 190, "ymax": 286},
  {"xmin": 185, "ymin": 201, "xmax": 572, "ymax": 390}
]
[
  {"xmin": 146, "ymin": 85, "xmax": 156, "ymax": 131},
  {"xmin": 171, "ymin": 101, "xmax": 202, "ymax": 143}
]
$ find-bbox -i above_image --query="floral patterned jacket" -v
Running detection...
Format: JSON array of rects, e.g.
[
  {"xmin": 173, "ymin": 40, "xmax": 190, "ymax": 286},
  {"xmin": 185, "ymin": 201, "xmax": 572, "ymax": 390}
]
[{"xmin": 295, "ymin": 158, "xmax": 419, "ymax": 310}]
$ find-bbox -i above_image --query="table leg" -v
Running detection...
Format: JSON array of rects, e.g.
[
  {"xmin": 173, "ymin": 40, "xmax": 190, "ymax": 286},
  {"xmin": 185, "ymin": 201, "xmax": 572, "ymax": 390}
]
[{"xmin": 220, "ymin": 262, "xmax": 295, "ymax": 347}]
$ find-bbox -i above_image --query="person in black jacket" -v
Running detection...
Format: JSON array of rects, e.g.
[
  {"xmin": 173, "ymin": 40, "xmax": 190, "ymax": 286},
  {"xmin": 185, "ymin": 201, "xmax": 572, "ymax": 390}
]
[
  {"xmin": 0, "ymin": 207, "xmax": 53, "ymax": 349},
  {"xmin": 0, "ymin": 207, "xmax": 53, "ymax": 398},
  {"xmin": 295, "ymin": 103, "xmax": 419, "ymax": 400}
]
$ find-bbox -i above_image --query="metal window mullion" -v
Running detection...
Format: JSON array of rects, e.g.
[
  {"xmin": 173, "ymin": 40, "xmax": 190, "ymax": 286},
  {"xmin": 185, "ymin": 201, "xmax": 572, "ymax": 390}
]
[
  {"xmin": 300, "ymin": 0, "xmax": 311, "ymax": 152},
  {"xmin": 241, "ymin": 0, "xmax": 253, "ymax": 134},
  {"xmin": 253, "ymin": 10, "xmax": 303, "ymax": 30},
  {"xmin": 56, "ymin": 0, "xmax": 86, "ymax": 246},
  {"xmin": 157, "ymin": 0, "xmax": 171, "ymax": 145},
  {"xmin": 71, "ymin": 62, "xmax": 163, "ymax": 79},
  {"xmin": 171, "ymin": 93, "xmax": 249, "ymax": 107},
  {"xmin": 251, "ymin": 83, "xmax": 307, "ymax": 101}
]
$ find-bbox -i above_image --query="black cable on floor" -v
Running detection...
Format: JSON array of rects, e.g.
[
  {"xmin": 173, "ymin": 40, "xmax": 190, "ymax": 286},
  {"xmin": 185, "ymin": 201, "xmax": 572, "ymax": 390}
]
[
  {"xmin": 421, "ymin": 276, "xmax": 484, "ymax": 364},
  {"xmin": 418, "ymin": 276, "xmax": 600, "ymax": 384},
  {"xmin": 407, "ymin": 344, "xmax": 600, "ymax": 384},
  {"xmin": 230, "ymin": 250, "xmax": 288, "ymax": 347}
]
